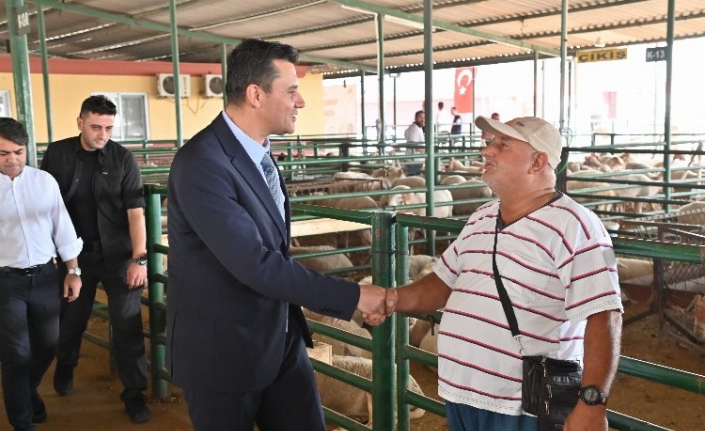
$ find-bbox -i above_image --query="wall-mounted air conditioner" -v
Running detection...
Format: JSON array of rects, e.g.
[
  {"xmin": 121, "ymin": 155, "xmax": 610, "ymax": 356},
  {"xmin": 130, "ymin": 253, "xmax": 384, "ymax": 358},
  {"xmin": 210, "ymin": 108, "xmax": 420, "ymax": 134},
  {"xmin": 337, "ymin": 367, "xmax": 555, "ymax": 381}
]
[
  {"xmin": 204, "ymin": 74, "xmax": 224, "ymax": 98},
  {"xmin": 156, "ymin": 73, "xmax": 191, "ymax": 98}
]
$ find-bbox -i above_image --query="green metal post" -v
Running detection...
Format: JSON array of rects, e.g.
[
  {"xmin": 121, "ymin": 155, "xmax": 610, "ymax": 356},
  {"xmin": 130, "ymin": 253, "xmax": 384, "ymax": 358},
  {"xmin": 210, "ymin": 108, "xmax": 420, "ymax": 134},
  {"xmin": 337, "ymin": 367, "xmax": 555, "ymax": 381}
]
[
  {"xmin": 370, "ymin": 212, "xmax": 395, "ymax": 431},
  {"xmin": 423, "ymin": 0, "xmax": 436, "ymax": 253},
  {"xmin": 221, "ymin": 43, "xmax": 228, "ymax": 109},
  {"xmin": 395, "ymin": 224, "xmax": 411, "ymax": 431},
  {"xmin": 7, "ymin": 0, "xmax": 36, "ymax": 166},
  {"xmin": 559, "ymin": 0, "xmax": 568, "ymax": 136},
  {"xmin": 663, "ymin": 0, "xmax": 675, "ymax": 213},
  {"xmin": 533, "ymin": 50, "xmax": 539, "ymax": 117},
  {"xmin": 377, "ymin": 14, "xmax": 385, "ymax": 146},
  {"xmin": 144, "ymin": 185, "xmax": 168, "ymax": 400},
  {"xmin": 37, "ymin": 5, "xmax": 53, "ymax": 144},
  {"xmin": 361, "ymin": 71, "xmax": 367, "ymax": 142},
  {"xmin": 169, "ymin": 0, "xmax": 184, "ymax": 148}
]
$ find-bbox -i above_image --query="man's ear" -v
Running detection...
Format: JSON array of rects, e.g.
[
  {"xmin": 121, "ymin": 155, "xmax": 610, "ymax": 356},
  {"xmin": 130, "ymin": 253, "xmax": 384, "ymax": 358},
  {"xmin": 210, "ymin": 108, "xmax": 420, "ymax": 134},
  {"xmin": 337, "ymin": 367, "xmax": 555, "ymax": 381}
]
[
  {"xmin": 245, "ymin": 84, "xmax": 263, "ymax": 108},
  {"xmin": 76, "ymin": 117, "xmax": 83, "ymax": 131},
  {"xmin": 531, "ymin": 152, "xmax": 550, "ymax": 173}
]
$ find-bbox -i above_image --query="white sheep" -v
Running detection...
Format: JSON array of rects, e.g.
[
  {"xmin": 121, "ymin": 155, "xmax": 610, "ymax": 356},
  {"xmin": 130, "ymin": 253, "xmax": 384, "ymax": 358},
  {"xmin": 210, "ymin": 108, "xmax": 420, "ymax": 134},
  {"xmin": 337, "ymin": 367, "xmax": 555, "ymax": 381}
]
[
  {"xmin": 316, "ymin": 355, "xmax": 426, "ymax": 426},
  {"xmin": 290, "ymin": 245, "xmax": 354, "ymax": 272}
]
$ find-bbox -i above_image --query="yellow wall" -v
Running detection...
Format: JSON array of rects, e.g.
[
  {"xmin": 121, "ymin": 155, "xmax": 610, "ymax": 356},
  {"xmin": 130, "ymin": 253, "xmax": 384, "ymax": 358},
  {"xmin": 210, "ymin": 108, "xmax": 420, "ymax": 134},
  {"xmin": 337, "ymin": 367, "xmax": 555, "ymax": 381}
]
[{"xmin": 0, "ymin": 71, "xmax": 324, "ymax": 143}]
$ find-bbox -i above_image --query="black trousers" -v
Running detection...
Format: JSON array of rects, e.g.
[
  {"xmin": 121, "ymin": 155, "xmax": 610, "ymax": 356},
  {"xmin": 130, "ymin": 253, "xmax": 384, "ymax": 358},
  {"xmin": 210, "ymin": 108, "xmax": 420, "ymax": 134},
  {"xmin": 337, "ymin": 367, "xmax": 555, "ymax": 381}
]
[
  {"xmin": 183, "ymin": 318, "xmax": 326, "ymax": 431},
  {"xmin": 0, "ymin": 263, "xmax": 60, "ymax": 431},
  {"xmin": 55, "ymin": 252, "xmax": 147, "ymax": 394}
]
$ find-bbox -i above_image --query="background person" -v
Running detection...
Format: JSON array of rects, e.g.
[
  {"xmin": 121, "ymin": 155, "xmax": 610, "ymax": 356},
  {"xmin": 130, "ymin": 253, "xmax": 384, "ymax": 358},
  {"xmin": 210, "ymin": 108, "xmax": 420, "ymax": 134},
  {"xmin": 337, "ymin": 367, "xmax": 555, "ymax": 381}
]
[
  {"xmin": 450, "ymin": 107, "xmax": 462, "ymax": 136},
  {"xmin": 378, "ymin": 116, "xmax": 623, "ymax": 431},
  {"xmin": 40, "ymin": 96, "xmax": 151, "ymax": 424},
  {"xmin": 481, "ymin": 112, "xmax": 501, "ymax": 144},
  {"xmin": 166, "ymin": 39, "xmax": 386, "ymax": 431},
  {"xmin": 0, "ymin": 117, "xmax": 83, "ymax": 431}
]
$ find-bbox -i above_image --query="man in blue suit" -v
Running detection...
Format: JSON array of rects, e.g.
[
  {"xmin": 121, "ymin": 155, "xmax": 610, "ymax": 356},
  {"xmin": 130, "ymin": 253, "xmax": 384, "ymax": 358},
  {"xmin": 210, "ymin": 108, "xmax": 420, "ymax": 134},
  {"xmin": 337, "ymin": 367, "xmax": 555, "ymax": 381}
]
[{"xmin": 167, "ymin": 39, "xmax": 387, "ymax": 431}]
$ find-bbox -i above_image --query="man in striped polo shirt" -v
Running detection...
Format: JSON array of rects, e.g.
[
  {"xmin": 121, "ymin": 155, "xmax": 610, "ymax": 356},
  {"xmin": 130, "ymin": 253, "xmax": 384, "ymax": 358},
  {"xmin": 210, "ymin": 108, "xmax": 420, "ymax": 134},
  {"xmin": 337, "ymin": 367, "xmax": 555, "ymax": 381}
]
[{"xmin": 383, "ymin": 116, "xmax": 623, "ymax": 431}]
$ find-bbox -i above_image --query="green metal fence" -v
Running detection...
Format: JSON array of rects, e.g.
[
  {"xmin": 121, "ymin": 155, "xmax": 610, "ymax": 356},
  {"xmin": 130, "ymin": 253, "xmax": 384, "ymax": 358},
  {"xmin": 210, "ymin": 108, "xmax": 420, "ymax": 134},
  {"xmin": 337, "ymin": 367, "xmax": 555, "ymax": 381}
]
[{"xmin": 139, "ymin": 188, "xmax": 705, "ymax": 431}]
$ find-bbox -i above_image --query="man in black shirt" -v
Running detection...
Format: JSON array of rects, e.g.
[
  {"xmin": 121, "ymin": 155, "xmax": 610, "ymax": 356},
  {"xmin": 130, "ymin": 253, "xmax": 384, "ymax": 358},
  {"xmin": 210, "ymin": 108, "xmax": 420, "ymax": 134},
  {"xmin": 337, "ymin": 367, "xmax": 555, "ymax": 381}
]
[{"xmin": 40, "ymin": 95, "xmax": 150, "ymax": 424}]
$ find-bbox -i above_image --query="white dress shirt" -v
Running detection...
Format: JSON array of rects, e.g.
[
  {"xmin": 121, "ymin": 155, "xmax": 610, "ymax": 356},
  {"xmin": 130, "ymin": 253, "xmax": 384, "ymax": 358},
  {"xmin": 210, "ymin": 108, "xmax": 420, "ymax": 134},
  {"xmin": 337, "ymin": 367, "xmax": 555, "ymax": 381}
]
[
  {"xmin": 0, "ymin": 166, "xmax": 83, "ymax": 268},
  {"xmin": 404, "ymin": 123, "xmax": 425, "ymax": 143}
]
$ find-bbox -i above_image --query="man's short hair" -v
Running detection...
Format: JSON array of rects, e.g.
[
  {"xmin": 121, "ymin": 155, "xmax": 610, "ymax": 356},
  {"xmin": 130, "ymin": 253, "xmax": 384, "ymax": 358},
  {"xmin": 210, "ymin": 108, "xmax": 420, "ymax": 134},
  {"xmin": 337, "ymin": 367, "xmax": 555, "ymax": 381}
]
[
  {"xmin": 438, "ymin": 101, "xmax": 444, "ymax": 109},
  {"xmin": 0, "ymin": 117, "xmax": 29, "ymax": 146},
  {"xmin": 414, "ymin": 110, "xmax": 424, "ymax": 120},
  {"xmin": 80, "ymin": 95, "xmax": 117, "ymax": 118},
  {"xmin": 225, "ymin": 39, "xmax": 299, "ymax": 105}
]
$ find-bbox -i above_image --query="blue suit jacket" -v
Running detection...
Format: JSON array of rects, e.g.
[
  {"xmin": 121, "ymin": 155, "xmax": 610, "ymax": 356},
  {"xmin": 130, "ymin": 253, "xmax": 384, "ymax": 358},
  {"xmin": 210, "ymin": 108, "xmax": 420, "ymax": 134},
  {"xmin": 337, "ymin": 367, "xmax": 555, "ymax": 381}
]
[{"xmin": 166, "ymin": 114, "xmax": 360, "ymax": 392}]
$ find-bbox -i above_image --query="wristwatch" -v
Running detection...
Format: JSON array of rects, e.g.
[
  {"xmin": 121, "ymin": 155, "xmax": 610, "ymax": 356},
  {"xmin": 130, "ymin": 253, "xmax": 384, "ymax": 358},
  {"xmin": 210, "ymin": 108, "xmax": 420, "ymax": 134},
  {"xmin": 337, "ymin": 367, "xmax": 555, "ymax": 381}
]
[
  {"xmin": 578, "ymin": 385, "xmax": 608, "ymax": 406},
  {"xmin": 133, "ymin": 255, "xmax": 148, "ymax": 266},
  {"xmin": 68, "ymin": 267, "xmax": 82, "ymax": 276}
]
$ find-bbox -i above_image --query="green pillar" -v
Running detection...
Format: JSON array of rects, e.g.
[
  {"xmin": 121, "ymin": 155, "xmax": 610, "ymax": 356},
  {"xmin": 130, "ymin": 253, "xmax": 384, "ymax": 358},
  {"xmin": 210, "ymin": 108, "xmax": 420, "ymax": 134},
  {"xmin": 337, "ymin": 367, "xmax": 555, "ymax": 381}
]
[
  {"xmin": 221, "ymin": 43, "xmax": 228, "ymax": 109},
  {"xmin": 377, "ymin": 14, "xmax": 385, "ymax": 145},
  {"xmin": 144, "ymin": 185, "xmax": 168, "ymax": 400},
  {"xmin": 37, "ymin": 5, "xmax": 53, "ymax": 144},
  {"xmin": 7, "ymin": 0, "xmax": 36, "ymax": 166},
  {"xmin": 370, "ymin": 212, "xmax": 396, "ymax": 431},
  {"xmin": 423, "ymin": 0, "xmax": 436, "ymax": 252},
  {"xmin": 169, "ymin": 0, "xmax": 184, "ymax": 148}
]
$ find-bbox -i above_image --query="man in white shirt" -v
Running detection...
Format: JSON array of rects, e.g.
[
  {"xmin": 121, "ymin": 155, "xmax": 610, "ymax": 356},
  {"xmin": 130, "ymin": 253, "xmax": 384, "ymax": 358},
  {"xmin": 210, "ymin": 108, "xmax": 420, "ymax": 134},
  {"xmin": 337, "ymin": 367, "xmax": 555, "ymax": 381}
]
[
  {"xmin": 0, "ymin": 117, "xmax": 83, "ymax": 431},
  {"xmin": 404, "ymin": 110, "xmax": 425, "ymax": 141},
  {"xmin": 436, "ymin": 101, "xmax": 453, "ymax": 134}
]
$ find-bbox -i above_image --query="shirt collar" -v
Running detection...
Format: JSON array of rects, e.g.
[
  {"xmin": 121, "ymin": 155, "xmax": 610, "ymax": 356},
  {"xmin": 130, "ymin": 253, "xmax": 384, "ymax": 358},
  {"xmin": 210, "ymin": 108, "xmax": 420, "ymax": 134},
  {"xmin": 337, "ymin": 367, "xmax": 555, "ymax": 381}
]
[{"xmin": 221, "ymin": 111, "xmax": 270, "ymax": 166}]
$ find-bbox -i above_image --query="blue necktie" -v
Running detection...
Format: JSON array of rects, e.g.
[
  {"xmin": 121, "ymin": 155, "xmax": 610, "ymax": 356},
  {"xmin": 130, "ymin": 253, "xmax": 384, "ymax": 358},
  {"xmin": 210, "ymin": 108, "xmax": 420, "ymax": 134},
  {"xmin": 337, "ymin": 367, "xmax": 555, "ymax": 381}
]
[{"xmin": 261, "ymin": 153, "xmax": 285, "ymax": 221}]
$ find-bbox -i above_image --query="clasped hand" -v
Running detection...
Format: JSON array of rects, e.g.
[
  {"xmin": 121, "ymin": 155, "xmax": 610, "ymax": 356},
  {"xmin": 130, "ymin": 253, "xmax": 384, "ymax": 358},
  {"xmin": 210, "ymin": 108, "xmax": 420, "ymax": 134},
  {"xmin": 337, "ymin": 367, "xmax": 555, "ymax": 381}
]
[{"xmin": 357, "ymin": 285, "xmax": 399, "ymax": 326}]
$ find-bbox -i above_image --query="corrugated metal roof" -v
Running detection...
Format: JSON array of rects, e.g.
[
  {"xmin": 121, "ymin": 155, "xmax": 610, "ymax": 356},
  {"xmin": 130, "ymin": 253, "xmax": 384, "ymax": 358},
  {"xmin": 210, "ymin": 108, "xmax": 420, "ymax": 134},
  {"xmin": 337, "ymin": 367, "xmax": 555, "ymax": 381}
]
[{"xmin": 0, "ymin": 0, "xmax": 703, "ymax": 74}]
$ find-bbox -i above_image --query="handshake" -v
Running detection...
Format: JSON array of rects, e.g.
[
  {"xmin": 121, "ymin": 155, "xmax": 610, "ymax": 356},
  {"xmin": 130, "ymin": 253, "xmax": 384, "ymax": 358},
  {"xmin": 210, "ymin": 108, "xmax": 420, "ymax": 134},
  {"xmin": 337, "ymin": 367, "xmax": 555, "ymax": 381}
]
[{"xmin": 357, "ymin": 285, "xmax": 400, "ymax": 326}]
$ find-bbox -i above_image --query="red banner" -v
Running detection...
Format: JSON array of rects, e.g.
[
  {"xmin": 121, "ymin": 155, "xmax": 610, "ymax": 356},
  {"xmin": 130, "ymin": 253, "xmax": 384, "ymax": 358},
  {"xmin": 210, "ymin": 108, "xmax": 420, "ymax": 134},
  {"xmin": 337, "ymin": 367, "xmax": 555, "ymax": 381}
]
[{"xmin": 454, "ymin": 67, "xmax": 475, "ymax": 114}]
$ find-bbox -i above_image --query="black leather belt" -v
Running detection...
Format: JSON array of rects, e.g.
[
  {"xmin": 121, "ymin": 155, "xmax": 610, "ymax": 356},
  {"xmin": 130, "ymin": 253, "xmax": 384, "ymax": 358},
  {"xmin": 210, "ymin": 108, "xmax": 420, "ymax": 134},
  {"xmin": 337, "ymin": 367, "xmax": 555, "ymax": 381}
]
[{"xmin": 0, "ymin": 262, "xmax": 51, "ymax": 276}]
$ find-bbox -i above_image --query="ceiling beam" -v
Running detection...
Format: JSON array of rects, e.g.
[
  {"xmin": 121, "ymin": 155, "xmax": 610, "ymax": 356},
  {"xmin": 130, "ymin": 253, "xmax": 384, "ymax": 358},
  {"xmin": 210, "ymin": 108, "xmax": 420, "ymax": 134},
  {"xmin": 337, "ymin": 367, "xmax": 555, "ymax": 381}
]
[
  {"xmin": 24, "ymin": 0, "xmax": 376, "ymax": 72},
  {"xmin": 327, "ymin": 0, "xmax": 560, "ymax": 56}
]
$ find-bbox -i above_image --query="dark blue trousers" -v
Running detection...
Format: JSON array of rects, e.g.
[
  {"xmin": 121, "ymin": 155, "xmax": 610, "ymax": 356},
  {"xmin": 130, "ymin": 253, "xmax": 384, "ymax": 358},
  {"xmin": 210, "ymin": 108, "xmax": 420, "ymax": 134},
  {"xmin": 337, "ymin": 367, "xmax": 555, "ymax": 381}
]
[
  {"xmin": 183, "ymin": 318, "xmax": 326, "ymax": 431},
  {"xmin": 55, "ymin": 252, "xmax": 147, "ymax": 394},
  {"xmin": 0, "ymin": 264, "xmax": 60, "ymax": 431}
]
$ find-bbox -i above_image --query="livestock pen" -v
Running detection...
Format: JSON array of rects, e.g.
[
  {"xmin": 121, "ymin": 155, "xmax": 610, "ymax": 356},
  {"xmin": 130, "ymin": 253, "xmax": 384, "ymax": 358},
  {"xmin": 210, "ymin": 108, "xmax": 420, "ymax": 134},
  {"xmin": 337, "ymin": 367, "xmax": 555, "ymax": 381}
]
[
  {"xmin": 131, "ymin": 188, "xmax": 705, "ymax": 431},
  {"xmin": 66, "ymin": 134, "xmax": 705, "ymax": 430}
]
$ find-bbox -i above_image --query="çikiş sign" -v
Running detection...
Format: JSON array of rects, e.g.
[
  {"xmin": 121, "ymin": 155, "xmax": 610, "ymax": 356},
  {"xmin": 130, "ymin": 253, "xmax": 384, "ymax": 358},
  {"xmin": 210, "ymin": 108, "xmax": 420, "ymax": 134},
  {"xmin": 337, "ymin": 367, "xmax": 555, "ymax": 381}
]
[{"xmin": 576, "ymin": 48, "xmax": 628, "ymax": 63}]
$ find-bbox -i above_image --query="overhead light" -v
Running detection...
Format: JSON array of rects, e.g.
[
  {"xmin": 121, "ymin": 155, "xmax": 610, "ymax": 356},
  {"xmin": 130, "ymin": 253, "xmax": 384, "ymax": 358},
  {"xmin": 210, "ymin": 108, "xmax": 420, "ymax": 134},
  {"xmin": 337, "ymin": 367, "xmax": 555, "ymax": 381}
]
[
  {"xmin": 384, "ymin": 15, "xmax": 427, "ymax": 31},
  {"xmin": 594, "ymin": 37, "xmax": 606, "ymax": 48},
  {"xmin": 341, "ymin": 5, "xmax": 429, "ymax": 31},
  {"xmin": 341, "ymin": 5, "xmax": 374, "ymax": 15}
]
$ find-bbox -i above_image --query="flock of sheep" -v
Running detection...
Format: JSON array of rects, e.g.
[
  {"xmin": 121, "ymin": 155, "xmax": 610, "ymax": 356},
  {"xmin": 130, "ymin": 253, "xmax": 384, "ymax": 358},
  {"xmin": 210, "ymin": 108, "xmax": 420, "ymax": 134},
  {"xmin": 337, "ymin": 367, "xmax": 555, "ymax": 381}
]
[{"xmin": 288, "ymin": 149, "xmax": 705, "ymax": 427}]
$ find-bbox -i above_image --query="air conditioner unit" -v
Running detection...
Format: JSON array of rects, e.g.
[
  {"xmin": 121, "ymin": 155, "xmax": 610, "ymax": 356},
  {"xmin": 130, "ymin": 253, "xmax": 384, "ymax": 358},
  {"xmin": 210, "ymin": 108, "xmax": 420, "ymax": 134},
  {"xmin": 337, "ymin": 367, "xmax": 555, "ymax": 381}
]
[
  {"xmin": 204, "ymin": 74, "xmax": 224, "ymax": 98},
  {"xmin": 156, "ymin": 73, "xmax": 191, "ymax": 98}
]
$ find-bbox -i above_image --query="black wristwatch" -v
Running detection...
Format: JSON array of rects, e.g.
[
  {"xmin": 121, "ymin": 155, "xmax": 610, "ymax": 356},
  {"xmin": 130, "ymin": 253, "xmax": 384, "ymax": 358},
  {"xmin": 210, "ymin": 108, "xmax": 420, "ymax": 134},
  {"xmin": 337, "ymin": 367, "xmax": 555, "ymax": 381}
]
[
  {"xmin": 578, "ymin": 385, "xmax": 608, "ymax": 406},
  {"xmin": 133, "ymin": 255, "xmax": 148, "ymax": 266}
]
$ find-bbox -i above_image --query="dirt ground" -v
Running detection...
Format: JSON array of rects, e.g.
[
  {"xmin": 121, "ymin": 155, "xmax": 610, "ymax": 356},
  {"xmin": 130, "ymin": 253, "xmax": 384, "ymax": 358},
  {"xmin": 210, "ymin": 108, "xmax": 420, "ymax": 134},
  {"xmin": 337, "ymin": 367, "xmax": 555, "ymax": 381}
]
[{"xmin": 4, "ymin": 288, "xmax": 704, "ymax": 431}]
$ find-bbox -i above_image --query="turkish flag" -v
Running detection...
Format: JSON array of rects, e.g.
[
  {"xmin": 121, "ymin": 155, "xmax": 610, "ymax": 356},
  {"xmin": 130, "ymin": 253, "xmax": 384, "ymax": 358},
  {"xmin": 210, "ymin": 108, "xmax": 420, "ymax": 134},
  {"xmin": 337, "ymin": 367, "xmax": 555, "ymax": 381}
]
[{"xmin": 454, "ymin": 67, "xmax": 475, "ymax": 114}]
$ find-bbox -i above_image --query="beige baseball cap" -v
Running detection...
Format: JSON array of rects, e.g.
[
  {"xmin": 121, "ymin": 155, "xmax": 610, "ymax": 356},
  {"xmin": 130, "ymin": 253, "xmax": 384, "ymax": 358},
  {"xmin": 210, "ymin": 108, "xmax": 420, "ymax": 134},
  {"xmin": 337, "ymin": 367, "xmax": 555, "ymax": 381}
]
[{"xmin": 475, "ymin": 116, "xmax": 563, "ymax": 168}]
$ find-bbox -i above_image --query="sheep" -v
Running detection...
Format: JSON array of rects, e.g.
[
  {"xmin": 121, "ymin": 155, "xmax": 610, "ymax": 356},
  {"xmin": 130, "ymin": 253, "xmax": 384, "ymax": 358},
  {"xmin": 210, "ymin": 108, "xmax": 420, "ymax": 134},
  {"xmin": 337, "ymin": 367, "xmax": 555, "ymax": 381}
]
[
  {"xmin": 449, "ymin": 178, "xmax": 493, "ymax": 215},
  {"xmin": 419, "ymin": 324, "xmax": 439, "ymax": 374},
  {"xmin": 290, "ymin": 245, "xmax": 354, "ymax": 272},
  {"xmin": 617, "ymin": 257, "xmax": 653, "ymax": 283},
  {"xmin": 440, "ymin": 175, "xmax": 466, "ymax": 186},
  {"xmin": 409, "ymin": 319, "xmax": 432, "ymax": 348},
  {"xmin": 385, "ymin": 185, "xmax": 453, "ymax": 218},
  {"xmin": 391, "ymin": 176, "xmax": 426, "ymax": 189},
  {"xmin": 313, "ymin": 316, "xmax": 372, "ymax": 359},
  {"xmin": 408, "ymin": 255, "xmax": 437, "ymax": 280},
  {"xmin": 447, "ymin": 158, "xmax": 482, "ymax": 174},
  {"xmin": 566, "ymin": 170, "xmax": 617, "ymax": 213},
  {"xmin": 316, "ymin": 355, "xmax": 426, "ymax": 426},
  {"xmin": 308, "ymin": 196, "xmax": 377, "ymax": 246}
]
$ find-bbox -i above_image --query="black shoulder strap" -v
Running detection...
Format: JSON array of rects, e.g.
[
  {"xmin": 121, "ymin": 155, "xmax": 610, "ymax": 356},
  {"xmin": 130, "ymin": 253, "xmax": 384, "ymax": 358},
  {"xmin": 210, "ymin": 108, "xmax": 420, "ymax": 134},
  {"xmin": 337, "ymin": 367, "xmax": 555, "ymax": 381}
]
[{"xmin": 492, "ymin": 215, "xmax": 520, "ymax": 338}]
